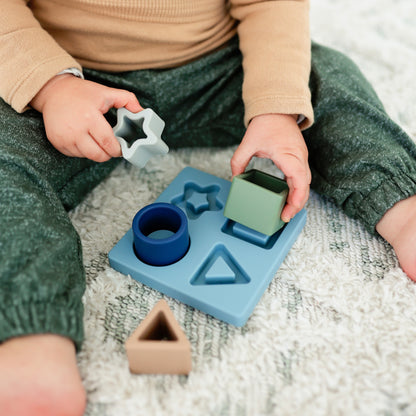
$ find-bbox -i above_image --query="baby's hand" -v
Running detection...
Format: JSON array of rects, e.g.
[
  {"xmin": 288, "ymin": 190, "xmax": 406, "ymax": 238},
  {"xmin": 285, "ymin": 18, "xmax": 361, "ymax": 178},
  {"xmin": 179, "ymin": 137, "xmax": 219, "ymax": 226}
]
[
  {"xmin": 230, "ymin": 113, "xmax": 311, "ymax": 223},
  {"xmin": 30, "ymin": 74, "xmax": 142, "ymax": 162}
]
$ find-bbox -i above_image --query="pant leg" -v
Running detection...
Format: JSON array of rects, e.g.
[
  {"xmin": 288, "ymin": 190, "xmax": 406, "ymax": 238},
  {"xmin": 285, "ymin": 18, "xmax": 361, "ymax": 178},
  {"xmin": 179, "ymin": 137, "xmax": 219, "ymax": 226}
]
[
  {"xmin": 303, "ymin": 42, "xmax": 416, "ymax": 234},
  {"xmin": 153, "ymin": 38, "xmax": 246, "ymax": 148},
  {"xmin": 0, "ymin": 99, "xmax": 119, "ymax": 350}
]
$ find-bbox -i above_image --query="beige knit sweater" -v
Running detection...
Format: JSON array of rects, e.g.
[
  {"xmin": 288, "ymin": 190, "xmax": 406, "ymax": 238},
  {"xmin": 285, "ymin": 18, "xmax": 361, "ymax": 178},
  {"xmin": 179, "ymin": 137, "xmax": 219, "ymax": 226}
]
[{"xmin": 0, "ymin": 0, "xmax": 313, "ymax": 128}]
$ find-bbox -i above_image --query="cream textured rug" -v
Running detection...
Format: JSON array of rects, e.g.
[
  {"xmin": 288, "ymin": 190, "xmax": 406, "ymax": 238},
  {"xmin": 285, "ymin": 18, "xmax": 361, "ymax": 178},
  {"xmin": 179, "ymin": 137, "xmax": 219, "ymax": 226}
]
[{"xmin": 72, "ymin": 1, "xmax": 416, "ymax": 415}]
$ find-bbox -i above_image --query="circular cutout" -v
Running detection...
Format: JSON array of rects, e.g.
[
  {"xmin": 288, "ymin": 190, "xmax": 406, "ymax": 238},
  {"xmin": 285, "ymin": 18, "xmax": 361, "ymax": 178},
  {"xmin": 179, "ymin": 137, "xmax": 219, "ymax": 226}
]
[{"xmin": 132, "ymin": 202, "xmax": 189, "ymax": 266}]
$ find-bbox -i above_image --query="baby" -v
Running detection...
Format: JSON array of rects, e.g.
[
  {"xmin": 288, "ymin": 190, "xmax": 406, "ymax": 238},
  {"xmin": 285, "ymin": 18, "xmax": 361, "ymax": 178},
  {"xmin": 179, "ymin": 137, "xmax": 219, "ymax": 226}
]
[{"xmin": 1, "ymin": 1, "xmax": 415, "ymax": 415}]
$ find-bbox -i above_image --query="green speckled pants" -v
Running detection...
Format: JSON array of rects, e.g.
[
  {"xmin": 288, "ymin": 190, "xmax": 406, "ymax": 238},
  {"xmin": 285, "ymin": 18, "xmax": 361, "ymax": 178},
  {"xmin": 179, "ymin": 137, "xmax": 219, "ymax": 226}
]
[{"xmin": 1, "ymin": 39, "xmax": 415, "ymax": 348}]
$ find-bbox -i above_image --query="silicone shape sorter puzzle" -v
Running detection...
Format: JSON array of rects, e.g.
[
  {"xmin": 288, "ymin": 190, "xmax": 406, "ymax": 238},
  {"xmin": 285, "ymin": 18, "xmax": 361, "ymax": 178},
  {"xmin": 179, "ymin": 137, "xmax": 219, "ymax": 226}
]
[
  {"xmin": 109, "ymin": 167, "xmax": 307, "ymax": 326},
  {"xmin": 224, "ymin": 169, "xmax": 289, "ymax": 235}
]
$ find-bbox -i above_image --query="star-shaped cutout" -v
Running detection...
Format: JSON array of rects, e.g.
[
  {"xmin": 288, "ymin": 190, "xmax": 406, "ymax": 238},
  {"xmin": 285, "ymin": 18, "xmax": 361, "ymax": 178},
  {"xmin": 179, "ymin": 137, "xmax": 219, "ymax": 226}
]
[{"xmin": 172, "ymin": 183, "xmax": 222, "ymax": 220}]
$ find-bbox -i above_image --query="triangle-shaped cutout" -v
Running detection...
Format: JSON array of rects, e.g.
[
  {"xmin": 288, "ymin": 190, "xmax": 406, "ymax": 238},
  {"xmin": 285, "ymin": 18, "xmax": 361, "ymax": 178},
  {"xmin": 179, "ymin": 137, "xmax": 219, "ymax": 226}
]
[
  {"xmin": 138, "ymin": 309, "xmax": 178, "ymax": 341},
  {"xmin": 125, "ymin": 299, "xmax": 191, "ymax": 374},
  {"xmin": 191, "ymin": 245, "xmax": 250, "ymax": 285},
  {"xmin": 205, "ymin": 256, "xmax": 236, "ymax": 284}
]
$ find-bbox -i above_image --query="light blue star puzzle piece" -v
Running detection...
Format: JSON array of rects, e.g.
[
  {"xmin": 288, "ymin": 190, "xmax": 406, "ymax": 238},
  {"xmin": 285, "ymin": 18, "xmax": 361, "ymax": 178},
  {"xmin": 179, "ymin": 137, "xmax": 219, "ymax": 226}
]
[{"xmin": 113, "ymin": 108, "xmax": 169, "ymax": 168}]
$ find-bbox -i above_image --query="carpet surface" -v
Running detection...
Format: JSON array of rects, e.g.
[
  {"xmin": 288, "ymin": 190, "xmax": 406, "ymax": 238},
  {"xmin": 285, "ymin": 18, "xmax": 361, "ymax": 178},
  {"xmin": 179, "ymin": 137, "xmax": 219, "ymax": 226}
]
[{"xmin": 72, "ymin": 1, "xmax": 416, "ymax": 415}]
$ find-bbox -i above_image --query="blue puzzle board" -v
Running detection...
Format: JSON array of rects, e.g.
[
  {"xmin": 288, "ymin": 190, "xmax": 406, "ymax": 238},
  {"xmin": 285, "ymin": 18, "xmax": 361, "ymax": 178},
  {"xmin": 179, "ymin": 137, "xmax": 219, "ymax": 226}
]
[{"xmin": 109, "ymin": 167, "xmax": 306, "ymax": 326}]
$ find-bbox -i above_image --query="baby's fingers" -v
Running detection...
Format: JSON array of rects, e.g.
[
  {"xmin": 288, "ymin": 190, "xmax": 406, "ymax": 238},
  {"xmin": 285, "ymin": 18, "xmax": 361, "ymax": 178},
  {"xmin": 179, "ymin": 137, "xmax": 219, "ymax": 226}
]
[
  {"xmin": 105, "ymin": 88, "xmax": 142, "ymax": 114},
  {"xmin": 281, "ymin": 170, "xmax": 310, "ymax": 222},
  {"xmin": 230, "ymin": 141, "xmax": 253, "ymax": 177},
  {"xmin": 89, "ymin": 116, "xmax": 122, "ymax": 158},
  {"xmin": 75, "ymin": 133, "xmax": 112, "ymax": 162}
]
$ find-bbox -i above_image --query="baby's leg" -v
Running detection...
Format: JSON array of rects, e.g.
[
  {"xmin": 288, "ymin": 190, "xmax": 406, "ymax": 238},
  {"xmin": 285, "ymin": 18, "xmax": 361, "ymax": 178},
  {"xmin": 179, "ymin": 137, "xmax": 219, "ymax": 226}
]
[
  {"xmin": 0, "ymin": 335, "xmax": 86, "ymax": 416},
  {"xmin": 376, "ymin": 195, "xmax": 416, "ymax": 280},
  {"xmin": 0, "ymin": 98, "xmax": 119, "ymax": 411},
  {"xmin": 304, "ymin": 43, "xmax": 416, "ymax": 279}
]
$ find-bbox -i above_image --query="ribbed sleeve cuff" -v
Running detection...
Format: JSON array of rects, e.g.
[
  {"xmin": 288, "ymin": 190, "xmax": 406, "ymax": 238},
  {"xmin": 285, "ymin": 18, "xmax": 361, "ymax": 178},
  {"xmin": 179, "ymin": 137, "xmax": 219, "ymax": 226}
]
[
  {"xmin": 0, "ymin": 300, "xmax": 84, "ymax": 351},
  {"xmin": 0, "ymin": 27, "xmax": 82, "ymax": 112},
  {"xmin": 348, "ymin": 172, "xmax": 416, "ymax": 235},
  {"xmin": 11, "ymin": 56, "xmax": 83, "ymax": 113},
  {"xmin": 244, "ymin": 95, "xmax": 314, "ymax": 130}
]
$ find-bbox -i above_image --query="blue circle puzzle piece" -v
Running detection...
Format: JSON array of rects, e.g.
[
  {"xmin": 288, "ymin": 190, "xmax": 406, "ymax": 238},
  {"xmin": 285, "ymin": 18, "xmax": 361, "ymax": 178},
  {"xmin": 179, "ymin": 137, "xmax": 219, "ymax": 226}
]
[{"xmin": 132, "ymin": 202, "xmax": 190, "ymax": 266}]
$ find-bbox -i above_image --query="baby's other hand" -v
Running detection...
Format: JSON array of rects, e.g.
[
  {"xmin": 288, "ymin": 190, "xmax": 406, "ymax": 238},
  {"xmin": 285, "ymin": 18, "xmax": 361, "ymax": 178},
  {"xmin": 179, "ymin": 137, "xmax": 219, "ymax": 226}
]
[
  {"xmin": 30, "ymin": 74, "xmax": 142, "ymax": 162},
  {"xmin": 230, "ymin": 113, "xmax": 311, "ymax": 223}
]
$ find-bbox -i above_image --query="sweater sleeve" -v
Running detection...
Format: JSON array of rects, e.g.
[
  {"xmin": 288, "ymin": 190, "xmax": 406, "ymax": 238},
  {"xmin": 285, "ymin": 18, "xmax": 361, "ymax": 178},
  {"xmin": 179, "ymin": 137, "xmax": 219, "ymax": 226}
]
[
  {"xmin": 229, "ymin": 0, "xmax": 313, "ymax": 129},
  {"xmin": 0, "ymin": 0, "xmax": 82, "ymax": 112}
]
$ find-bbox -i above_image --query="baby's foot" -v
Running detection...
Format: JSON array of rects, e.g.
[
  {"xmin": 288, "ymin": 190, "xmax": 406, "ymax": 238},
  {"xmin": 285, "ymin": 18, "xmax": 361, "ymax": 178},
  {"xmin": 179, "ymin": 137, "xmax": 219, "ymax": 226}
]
[
  {"xmin": 0, "ymin": 334, "xmax": 86, "ymax": 416},
  {"xmin": 376, "ymin": 195, "xmax": 416, "ymax": 281}
]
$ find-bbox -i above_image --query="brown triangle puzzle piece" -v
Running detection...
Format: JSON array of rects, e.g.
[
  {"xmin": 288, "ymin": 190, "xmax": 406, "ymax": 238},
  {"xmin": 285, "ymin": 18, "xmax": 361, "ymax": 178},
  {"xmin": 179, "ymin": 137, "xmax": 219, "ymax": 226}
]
[{"xmin": 125, "ymin": 299, "xmax": 192, "ymax": 374}]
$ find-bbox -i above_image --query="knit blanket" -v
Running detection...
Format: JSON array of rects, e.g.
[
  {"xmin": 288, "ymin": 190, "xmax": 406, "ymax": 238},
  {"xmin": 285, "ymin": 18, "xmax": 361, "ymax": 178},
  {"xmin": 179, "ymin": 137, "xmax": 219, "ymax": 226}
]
[{"xmin": 72, "ymin": 1, "xmax": 416, "ymax": 414}]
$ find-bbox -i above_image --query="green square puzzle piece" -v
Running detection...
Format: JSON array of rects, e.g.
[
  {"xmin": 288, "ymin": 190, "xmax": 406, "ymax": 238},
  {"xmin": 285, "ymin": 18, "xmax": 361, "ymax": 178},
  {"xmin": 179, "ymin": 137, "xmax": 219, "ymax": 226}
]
[{"xmin": 224, "ymin": 169, "xmax": 289, "ymax": 236}]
